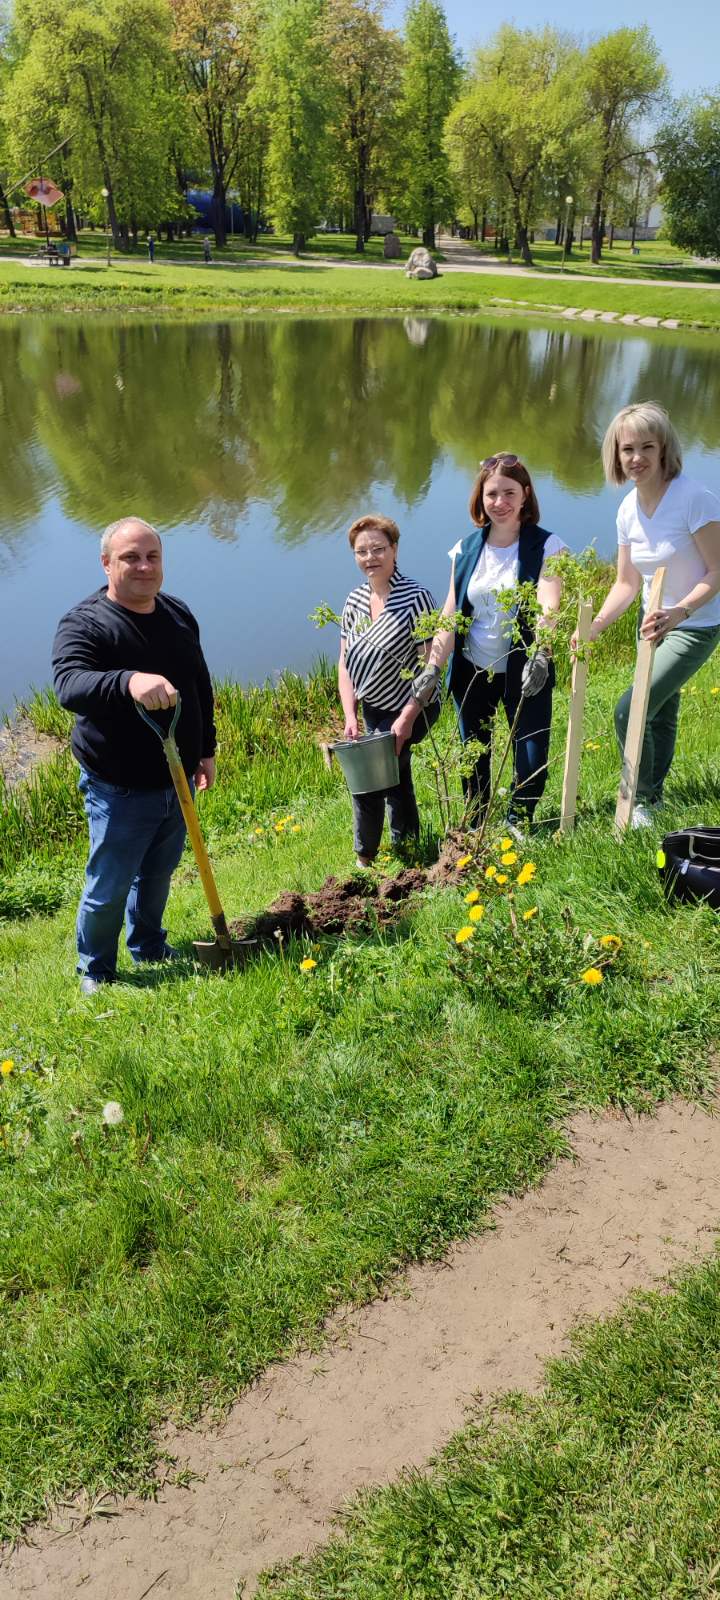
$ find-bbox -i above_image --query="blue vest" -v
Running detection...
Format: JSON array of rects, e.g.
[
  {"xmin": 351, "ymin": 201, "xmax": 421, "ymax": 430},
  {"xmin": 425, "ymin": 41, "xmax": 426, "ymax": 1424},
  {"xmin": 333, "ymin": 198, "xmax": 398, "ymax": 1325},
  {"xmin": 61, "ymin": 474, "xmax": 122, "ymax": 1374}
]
[{"xmin": 449, "ymin": 523, "xmax": 555, "ymax": 697}]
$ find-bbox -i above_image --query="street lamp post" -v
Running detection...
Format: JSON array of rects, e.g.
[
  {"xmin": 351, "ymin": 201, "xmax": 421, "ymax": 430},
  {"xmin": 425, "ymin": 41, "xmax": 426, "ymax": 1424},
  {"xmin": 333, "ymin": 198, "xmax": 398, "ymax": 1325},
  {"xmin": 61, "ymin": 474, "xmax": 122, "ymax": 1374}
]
[
  {"xmin": 101, "ymin": 186, "xmax": 110, "ymax": 267},
  {"xmin": 561, "ymin": 194, "xmax": 573, "ymax": 271}
]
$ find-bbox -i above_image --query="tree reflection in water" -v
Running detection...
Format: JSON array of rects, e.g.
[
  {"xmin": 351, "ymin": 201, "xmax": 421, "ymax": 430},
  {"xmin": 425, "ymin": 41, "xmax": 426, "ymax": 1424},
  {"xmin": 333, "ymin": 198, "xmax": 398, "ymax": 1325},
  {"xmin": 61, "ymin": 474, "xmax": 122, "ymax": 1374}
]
[
  {"xmin": 3, "ymin": 314, "xmax": 720, "ymax": 553},
  {"xmin": 2, "ymin": 315, "xmax": 720, "ymax": 711}
]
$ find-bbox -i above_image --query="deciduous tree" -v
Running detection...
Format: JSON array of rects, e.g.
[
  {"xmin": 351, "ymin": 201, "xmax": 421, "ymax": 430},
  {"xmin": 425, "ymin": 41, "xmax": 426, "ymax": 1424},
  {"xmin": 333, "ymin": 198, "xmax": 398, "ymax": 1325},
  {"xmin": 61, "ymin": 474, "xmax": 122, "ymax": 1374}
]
[
  {"xmin": 396, "ymin": 0, "xmax": 459, "ymax": 249},
  {"xmin": 323, "ymin": 0, "xmax": 402, "ymax": 253},
  {"xmin": 170, "ymin": 0, "xmax": 256, "ymax": 247},
  {"xmin": 582, "ymin": 27, "xmax": 666, "ymax": 263},
  {"xmin": 262, "ymin": 0, "xmax": 332, "ymax": 254},
  {"xmin": 445, "ymin": 27, "xmax": 584, "ymax": 266},
  {"xmin": 656, "ymin": 95, "xmax": 720, "ymax": 260}
]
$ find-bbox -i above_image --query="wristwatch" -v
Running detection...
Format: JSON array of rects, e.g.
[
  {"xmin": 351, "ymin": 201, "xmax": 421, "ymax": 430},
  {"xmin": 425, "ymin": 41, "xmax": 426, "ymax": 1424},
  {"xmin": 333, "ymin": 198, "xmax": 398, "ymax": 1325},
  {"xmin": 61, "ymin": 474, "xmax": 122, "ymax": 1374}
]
[{"xmin": 681, "ymin": 605, "xmax": 692, "ymax": 620}]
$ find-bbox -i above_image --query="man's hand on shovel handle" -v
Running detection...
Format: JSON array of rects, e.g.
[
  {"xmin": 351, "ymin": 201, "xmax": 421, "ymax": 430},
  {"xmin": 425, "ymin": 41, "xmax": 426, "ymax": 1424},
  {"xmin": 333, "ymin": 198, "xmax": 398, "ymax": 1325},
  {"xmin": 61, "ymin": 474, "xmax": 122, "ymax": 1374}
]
[
  {"xmin": 194, "ymin": 757, "xmax": 216, "ymax": 792},
  {"xmin": 128, "ymin": 673, "xmax": 178, "ymax": 712}
]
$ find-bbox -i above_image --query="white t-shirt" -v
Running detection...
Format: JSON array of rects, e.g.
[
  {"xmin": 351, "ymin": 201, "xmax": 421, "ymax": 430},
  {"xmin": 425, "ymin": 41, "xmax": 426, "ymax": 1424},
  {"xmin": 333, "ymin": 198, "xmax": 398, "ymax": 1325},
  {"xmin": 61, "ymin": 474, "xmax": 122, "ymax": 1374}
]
[
  {"xmin": 448, "ymin": 533, "xmax": 567, "ymax": 673},
  {"xmin": 617, "ymin": 473, "xmax": 720, "ymax": 629}
]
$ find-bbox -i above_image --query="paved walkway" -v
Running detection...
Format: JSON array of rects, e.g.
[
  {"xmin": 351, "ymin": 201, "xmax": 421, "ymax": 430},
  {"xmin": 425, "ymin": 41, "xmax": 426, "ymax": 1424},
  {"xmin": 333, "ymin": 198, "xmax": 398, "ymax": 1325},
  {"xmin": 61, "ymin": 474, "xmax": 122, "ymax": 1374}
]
[{"xmin": 6, "ymin": 235, "xmax": 720, "ymax": 294}]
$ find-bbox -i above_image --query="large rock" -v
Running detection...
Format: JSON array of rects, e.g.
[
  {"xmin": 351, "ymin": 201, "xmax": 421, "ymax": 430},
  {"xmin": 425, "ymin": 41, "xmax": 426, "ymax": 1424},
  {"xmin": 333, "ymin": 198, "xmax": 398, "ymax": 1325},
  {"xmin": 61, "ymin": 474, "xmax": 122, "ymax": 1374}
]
[
  {"xmin": 405, "ymin": 246, "xmax": 438, "ymax": 280},
  {"xmin": 383, "ymin": 231, "xmax": 401, "ymax": 259}
]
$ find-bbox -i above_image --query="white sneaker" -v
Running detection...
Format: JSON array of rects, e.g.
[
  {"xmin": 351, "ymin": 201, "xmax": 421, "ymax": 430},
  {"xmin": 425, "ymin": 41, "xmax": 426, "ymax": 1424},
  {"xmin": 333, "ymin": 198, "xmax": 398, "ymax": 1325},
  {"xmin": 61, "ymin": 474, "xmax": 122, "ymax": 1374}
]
[{"xmin": 631, "ymin": 802, "xmax": 654, "ymax": 829}]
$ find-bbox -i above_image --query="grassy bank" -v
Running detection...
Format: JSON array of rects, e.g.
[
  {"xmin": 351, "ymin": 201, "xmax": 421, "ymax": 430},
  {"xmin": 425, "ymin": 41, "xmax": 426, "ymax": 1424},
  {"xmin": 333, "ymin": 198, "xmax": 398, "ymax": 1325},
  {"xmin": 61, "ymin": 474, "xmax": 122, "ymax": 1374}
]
[
  {"xmin": 1, "ymin": 637, "xmax": 719, "ymax": 1540},
  {"xmin": 3, "ymin": 254, "xmax": 720, "ymax": 329},
  {"xmin": 259, "ymin": 1251, "xmax": 720, "ymax": 1599}
]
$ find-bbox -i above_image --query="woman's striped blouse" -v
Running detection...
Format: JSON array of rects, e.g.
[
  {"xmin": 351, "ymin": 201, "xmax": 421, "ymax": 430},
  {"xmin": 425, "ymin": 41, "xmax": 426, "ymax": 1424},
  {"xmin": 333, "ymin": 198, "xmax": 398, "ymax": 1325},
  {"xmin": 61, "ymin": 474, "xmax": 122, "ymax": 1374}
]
[{"xmin": 341, "ymin": 569, "xmax": 436, "ymax": 711}]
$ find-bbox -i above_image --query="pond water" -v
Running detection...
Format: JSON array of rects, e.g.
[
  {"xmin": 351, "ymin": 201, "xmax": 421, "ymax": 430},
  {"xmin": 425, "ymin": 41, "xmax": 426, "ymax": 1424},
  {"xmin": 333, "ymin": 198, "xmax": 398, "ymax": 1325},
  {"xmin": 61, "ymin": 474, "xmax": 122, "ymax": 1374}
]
[{"xmin": 2, "ymin": 313, "xmax": 720, "ymax": 715}]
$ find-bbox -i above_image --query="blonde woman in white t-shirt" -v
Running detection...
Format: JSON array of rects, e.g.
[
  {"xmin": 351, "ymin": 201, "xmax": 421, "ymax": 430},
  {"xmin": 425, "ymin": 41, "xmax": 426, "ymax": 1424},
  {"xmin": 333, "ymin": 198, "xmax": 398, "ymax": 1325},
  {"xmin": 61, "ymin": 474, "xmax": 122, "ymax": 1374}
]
[{"xmin": 585, "ymin": 402, "xmax": 720, "ymax": 828}]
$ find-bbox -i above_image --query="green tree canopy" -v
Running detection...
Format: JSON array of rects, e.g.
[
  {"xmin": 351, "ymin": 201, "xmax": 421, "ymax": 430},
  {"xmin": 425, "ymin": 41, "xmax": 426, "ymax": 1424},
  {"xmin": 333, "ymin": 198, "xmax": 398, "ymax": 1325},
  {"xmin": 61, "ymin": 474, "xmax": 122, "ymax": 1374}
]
[
  {"xmin": 656, "ymin": 94, "xmax": 720, "ymax": 260},
  {"xmin": 396, "ymin": 0, "xmax": 459, "ymax": 249},
  {"xmin": 262, "ymin": 0, "xmax": 332, "ymax": 253},
  {"xmin": 581, "ymin": 26, "xmax": 666, "ymax": 262}
]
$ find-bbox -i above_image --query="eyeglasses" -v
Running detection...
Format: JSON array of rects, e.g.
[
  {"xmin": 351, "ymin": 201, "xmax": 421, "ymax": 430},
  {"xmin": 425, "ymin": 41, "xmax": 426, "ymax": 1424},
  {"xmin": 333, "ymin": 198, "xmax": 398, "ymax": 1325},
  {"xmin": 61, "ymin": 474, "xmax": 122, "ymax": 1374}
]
[
  {"xmin": 480, "ymin": 453, "xmax": 520, "ymax": 470},
  {"xmin": 355, "ymin": 545, "xmax": 392, "ymax": 558}
]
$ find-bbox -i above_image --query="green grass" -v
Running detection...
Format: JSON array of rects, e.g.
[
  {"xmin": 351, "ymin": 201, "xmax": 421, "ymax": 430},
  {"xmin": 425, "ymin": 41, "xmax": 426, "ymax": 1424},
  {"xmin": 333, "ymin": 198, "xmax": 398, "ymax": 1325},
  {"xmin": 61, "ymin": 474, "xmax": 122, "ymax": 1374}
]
[
  {"xmin": 451, "ymin": 234, "xmax": 720, "ymax": 284},
  {"xmin": 1, "ymin": 631, "xmax": 719, "ymax": 1540},
  {"xmin": 258, "ymin": 1252, "xmax": 720, "ymax": 1599},
  {"xmin": 3, "ymin": 251, "xmax": 720, "ymax": 329}
]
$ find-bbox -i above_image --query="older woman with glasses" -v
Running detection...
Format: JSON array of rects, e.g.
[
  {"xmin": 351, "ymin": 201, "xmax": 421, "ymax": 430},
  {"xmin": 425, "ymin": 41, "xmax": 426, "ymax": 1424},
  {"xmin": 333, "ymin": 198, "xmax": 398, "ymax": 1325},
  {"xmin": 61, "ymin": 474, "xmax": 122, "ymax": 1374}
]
[
  {"xmin": 339, "ymin": 513, "xmax": 440, "ymax": 866},
  {"xmin": 411, "ymin": 454, "xmax": 566, "ymax": 835}
]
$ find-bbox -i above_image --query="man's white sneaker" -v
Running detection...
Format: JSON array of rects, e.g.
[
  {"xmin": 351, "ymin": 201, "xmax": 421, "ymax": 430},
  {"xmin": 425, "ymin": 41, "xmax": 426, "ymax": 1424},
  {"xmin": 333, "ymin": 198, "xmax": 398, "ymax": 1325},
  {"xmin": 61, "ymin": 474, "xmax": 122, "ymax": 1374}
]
[{"xmin": 631, "ymin": 802, "xmax": 654, "ymax": 829}]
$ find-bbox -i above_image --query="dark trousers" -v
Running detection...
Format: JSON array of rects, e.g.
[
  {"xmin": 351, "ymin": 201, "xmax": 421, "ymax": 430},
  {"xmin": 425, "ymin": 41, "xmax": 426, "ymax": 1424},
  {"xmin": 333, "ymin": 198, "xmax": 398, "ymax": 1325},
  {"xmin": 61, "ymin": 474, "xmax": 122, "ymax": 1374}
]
[
  {"xmin": 352, "ymin": 698, "xmax": 440, "ymax": 860},
  {"xmin": 451, "ymin": 653, "xmax": 553, "ymax": 820}
]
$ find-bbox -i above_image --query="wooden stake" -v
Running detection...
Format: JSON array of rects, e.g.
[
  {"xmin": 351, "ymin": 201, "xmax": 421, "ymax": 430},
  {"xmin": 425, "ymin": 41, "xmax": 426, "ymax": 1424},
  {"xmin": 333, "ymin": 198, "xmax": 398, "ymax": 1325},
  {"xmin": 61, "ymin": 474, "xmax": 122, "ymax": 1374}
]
[
  {"xmin": 614, "ymin": 566, "xmax": 666, "ymax": 831},
  {"xmin": 560, "ymin": 599, "xmax": 593, "ymax": 832}
]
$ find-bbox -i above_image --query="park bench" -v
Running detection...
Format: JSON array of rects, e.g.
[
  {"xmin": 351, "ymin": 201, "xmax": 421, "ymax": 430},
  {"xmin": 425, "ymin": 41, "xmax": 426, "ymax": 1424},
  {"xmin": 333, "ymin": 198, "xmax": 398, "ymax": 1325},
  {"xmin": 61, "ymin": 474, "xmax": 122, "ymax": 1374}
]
[{"xmin": 36, "ymin": 241, "xmax": 76, "ymax": 267}]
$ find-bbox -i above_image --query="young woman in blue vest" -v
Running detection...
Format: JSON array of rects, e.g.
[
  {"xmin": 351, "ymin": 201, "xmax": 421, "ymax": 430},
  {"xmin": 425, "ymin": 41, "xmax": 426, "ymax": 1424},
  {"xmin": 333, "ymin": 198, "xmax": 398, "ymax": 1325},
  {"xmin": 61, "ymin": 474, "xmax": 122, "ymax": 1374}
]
[{"xmin": 411, "ymin": 454, "xmax": 566, "ymax": 832}]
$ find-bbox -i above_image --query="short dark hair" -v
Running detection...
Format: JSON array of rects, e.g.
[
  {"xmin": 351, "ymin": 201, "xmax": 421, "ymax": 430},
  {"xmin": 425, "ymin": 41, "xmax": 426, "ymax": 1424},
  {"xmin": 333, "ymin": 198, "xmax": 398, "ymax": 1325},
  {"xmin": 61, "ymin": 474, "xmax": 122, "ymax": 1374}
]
[{"xmin": 469, "ymin": 459, "xmax": 539, "ymax": 527}]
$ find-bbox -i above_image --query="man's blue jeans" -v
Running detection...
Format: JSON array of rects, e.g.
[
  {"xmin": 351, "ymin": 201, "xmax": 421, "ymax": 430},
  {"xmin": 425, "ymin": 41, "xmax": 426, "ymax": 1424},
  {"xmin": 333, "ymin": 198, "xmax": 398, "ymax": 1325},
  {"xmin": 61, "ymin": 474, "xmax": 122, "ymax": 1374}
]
[{"xmin": 76, "ymin": 771, "xmax": 188, "ymax": 979}]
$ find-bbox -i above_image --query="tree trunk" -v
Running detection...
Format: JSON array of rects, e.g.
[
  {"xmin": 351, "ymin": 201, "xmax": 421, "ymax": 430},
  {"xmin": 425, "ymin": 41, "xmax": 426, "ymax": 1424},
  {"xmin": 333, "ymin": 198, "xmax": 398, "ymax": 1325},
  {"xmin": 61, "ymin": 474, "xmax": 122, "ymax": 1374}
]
[
  {"xmin": 422, "ymin": 223, "xmax": 435, "ymax": 249},
  {"xmin": 211, "ymin": 175, "xmax": 227, "ymax": 248},
  {"xmin": 515, "ymin": 212, "xmax": 533, "ymax": 266},
  {"xmin": 590, "ymin": 187, "xmax": 603, "ymax": 264},
  {"xmin": 608, "ymin": 220, "xmax": 614, "ymax": 249},
  {"xmin": 0, "ymin": 182, "xmax": 17, "ymax": 237},
  {"xmin": 555, "ymin": 212, "xmax": 562, "ymax": 246},
  {"xmin": 481, "ymin": 210, "xmax": 487, "ymax": 242},
  {"xmin": 293, "ymin": 232, "xmax": 306, "ymax": 254},
  {"xmin": 354, "ymin": 182, "xmax": 365, "ymax": 253}
]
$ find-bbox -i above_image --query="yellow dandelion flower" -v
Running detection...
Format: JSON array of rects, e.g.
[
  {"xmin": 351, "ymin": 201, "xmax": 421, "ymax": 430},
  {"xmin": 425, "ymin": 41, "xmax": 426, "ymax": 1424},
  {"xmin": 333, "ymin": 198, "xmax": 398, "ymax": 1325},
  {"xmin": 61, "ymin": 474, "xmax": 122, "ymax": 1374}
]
[
  {"xmin": 599, "ymin": 935, "xmax": 622, "ymax": 950},
  {"xmin": 465, "ymin": 888, "xmax": 480, "ymax": 904},
  {"xmin": 495, "ymin": 873, "xmax": 508, "ymax": 886},
  {"xmin": 254, "ymin": 827, "xmax": 264, "ymax": 835},
  {"xmin": 485, "ymin": 864, "xmax": 498, "ymax": 879},
  {"xmin": 0, "ymin": 1059, "xmax": 14, "ymax": 1076},
  {"xmin": 580, "ymin": 967, "xmax": 603, "ymax": 986},
  {"xmin": 455, "ymin": 926, "xmax": 475, "ymax": 944},
  {"xmin": 291, "ymin": 824, "xmax": 302, "ymax": 832},
  {"xmin": 500, "ymin": 836, "xmax": 513, "ymax": 851},
  {"xmin": 711, "ymin": 687, "xmax": 720, "ymax": 696},
  {"xmin": 523, "ymin": 906, "xmax": 538, "ymax": 921},
  {"xmin": 468, "ymin": 904, "xmax": 485, "ymax": 922},
  {"xmin": 456, "ymin": 854, "xmax": 472, "ymax": 869},
  {"xmin": 299, "ymin": 957, "xmax": 317, "ymax": 972},
  {"xmin": 516, "ymin": 863, "xmax": 537, "ymax": 886},
  {"xmin": 500, "ymin": 850, "xmax": 518, "ymax": 866}
]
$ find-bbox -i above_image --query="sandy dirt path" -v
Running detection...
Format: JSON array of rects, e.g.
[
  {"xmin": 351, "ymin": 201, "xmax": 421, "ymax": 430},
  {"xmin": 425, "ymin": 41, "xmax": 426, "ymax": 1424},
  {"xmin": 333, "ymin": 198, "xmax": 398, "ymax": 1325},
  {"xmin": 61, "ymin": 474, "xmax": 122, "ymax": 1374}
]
[{"xmin": 4, "ymin": 1097, "xmax": 720, "ymax": 1600}]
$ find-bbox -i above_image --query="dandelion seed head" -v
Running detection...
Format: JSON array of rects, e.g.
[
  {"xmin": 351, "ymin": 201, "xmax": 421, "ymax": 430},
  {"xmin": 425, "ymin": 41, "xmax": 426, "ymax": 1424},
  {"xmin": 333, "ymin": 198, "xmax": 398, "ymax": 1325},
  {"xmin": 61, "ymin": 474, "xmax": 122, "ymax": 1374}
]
[{"xmin": 102, "ymin": 1101, "xmax": 124, "ymax": 1126}]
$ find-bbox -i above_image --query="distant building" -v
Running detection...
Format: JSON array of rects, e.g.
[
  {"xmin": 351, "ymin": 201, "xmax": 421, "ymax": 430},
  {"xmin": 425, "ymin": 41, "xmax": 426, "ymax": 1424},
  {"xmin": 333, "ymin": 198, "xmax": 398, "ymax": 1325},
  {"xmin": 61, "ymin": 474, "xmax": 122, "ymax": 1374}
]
[{"xmin": 369, "ymin": 214, "xmax": 398, "ymax": 236}]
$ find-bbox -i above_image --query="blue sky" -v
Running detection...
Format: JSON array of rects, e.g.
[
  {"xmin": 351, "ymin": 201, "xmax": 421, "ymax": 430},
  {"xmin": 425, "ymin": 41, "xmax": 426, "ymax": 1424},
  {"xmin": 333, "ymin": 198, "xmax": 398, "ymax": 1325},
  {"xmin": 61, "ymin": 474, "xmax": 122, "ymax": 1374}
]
[{"xmin": 386, "ymin": 0, "xmax": 719, "ymax": 99}]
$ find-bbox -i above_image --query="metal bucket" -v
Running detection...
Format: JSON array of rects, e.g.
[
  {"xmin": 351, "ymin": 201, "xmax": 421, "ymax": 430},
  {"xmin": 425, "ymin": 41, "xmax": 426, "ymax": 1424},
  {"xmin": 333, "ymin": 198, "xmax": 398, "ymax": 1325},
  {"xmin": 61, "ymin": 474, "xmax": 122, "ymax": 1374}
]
[{"xmin": 329, "ymin": 731, "xmax": 400, "ymax": 795}]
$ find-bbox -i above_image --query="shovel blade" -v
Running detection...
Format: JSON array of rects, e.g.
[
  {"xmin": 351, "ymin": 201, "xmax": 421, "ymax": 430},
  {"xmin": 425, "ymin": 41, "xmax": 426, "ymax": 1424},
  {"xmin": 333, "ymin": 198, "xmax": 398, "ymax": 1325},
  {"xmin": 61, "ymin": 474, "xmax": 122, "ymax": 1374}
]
[{"xmin": 192, "ymin": 938, "xmax": 257, "ymax": 972}]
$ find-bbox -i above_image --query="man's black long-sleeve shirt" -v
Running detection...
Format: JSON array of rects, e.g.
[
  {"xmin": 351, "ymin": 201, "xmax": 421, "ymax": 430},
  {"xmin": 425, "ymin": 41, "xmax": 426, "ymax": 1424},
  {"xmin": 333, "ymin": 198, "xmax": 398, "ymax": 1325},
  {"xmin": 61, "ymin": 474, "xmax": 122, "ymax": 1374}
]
[{"xmin": 52, "ymin": 588, "xmax": 216, "ymax": 789}]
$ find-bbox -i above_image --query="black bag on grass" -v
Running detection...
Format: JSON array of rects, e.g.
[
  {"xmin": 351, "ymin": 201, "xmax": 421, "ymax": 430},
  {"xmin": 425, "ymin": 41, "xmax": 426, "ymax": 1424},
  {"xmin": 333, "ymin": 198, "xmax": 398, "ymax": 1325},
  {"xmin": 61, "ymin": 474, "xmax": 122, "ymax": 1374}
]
[{"xmin": 658, "ymin": 827, "xmax": 720, "ymax": 910}]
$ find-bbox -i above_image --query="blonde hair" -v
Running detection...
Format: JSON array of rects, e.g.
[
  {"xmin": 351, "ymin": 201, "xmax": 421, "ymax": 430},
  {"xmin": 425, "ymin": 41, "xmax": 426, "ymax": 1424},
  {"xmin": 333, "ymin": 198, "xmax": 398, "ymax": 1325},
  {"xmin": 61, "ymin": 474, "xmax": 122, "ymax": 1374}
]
[{"xmin": 601, "ymin": 402, "xmax": 683, "ymax": 486}]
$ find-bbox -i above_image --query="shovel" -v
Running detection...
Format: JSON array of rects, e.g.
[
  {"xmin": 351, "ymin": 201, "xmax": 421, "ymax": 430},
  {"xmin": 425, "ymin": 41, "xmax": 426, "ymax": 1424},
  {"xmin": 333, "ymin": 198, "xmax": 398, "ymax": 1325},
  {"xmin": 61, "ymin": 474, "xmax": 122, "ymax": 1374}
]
[{"xmin": 135, "ymin": 695, "xmax": 255, "ymax": 971}]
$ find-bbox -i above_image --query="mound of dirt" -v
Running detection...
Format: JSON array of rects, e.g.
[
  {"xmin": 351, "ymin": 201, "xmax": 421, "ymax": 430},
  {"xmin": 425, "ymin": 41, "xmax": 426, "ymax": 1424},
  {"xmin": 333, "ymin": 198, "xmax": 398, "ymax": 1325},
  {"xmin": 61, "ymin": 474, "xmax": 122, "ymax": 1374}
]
[{"xmin": 232, "ymin": 863, "xmax": 444, "ymax": 945}]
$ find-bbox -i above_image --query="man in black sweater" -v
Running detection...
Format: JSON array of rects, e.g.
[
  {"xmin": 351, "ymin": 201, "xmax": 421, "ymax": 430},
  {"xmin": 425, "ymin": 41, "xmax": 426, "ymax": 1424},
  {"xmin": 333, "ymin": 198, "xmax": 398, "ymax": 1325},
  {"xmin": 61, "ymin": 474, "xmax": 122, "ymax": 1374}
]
[{"xmin": 53, "ymin": 516, "xmax": 216, "ymax": 993}]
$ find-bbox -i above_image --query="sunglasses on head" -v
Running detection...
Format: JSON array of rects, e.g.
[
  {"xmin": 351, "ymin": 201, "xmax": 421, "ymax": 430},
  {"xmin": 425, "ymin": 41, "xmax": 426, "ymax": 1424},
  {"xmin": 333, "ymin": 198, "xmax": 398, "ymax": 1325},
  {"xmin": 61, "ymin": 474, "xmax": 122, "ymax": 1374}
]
[{"xmin": 480, "ymin": 453, "xmax": 520, "ymax": 470}]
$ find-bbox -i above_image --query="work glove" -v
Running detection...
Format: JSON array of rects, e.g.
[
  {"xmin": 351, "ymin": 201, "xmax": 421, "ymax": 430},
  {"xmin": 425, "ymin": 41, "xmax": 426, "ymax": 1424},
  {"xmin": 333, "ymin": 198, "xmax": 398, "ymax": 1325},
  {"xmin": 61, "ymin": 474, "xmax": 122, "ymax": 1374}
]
[
  {"xmin": 411, "ymin": 663, "xmax": 442, "ymax": 708},
  {"xmin": 521, "ymin": 648, "xmax": 550, "ymax": 698}
]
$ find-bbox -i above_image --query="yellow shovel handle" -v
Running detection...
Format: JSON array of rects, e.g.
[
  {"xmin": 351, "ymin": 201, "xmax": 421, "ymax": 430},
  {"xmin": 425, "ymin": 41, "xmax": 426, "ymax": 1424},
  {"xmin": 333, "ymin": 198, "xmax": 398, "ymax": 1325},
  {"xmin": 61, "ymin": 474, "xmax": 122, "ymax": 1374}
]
[{"xmin": 164, "ymin": 737, "xmax": 226, "ymax": 928}]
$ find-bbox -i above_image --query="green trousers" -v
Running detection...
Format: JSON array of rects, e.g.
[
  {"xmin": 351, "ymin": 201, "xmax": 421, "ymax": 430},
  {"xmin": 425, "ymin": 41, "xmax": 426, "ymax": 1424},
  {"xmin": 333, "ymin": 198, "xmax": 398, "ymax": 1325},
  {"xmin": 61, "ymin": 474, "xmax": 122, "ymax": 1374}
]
[{"xmin": 614, "ymin": 623, "xmax": 720, "ymax": 804}]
